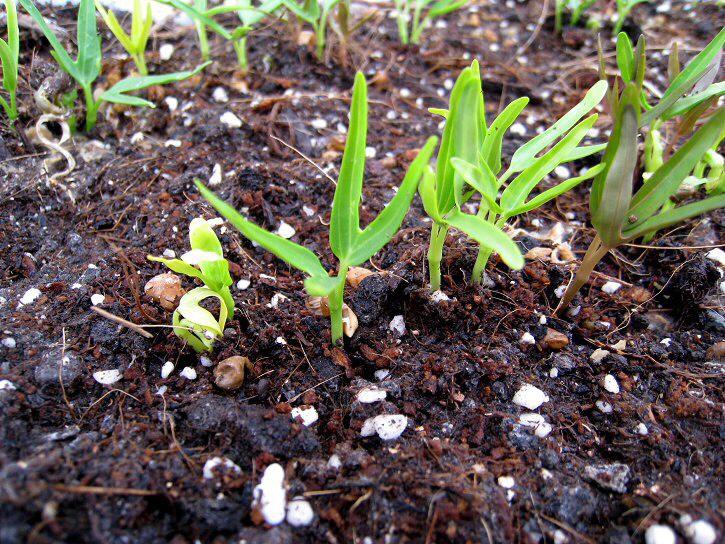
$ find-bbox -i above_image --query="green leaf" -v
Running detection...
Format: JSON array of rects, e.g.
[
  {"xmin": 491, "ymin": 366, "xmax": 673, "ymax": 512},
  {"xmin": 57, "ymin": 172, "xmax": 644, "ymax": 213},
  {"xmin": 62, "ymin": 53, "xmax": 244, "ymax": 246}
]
[
  {"xmin": 507, "ymin": 80, "xmax": 607, "ymax": 174},
  {"xmin": 627, "ymin": 107, "xmax": 725, "ymax": 226},
  {"xmin": 348, "ymin": 136, "xmax": 438, "ymax": 265},
  {"xmin": 329, "ymin": 71, "xmax": 368, "ymax": 261},
  {"xmin": 562, "ymin": 143, "xmax": 607, "ymax": 162},
  {"xmin": 304, "ymin": 274, "xmax": 344, "ymax": 297},
  {"xmin": 642, "ymin": 27, "xmax": 725, "ymax": 126},
  {"xmin": 450, "ymin": 157, "xmax": 503, "ymax": 215},
  {"xmin": 95, "ymin": 0, "xmax": 134, "ymax": 53},
  {"xmin": 590, "ymin": 90, "xmax": 639, "ymax": 246},
  {"xmin": 100, "ymin": 62, "xmax": 210, "ymax": 105},
  {"xmin": 76, "ymin": 0, "xmax": 102, "ymax": 87},
  {"xmin": 445, "ymin": 210, "xmax": 523, "ymax": 270},
  {"xmin": 156, "ymin": 0, "xmax": 235, "ymax": 39},
  {"xmin": 428, "ymin": 0, "xmax": 468, "ymax": 18},
  {"xmin": 195, "ymin": 180, "xmax": 328, "ymax": 278},
  {"xmin": 505, "ymin": 163, "xmax": 605, "ymax": 218},
  {"xmin": 481, "ymin": 96, "xmax": 529, "ymax": 175},
  {"xmin": 662, "ymin": 81, "xmax": 725, "ymax": 120},
  {"xmin": 623, "ymin": 194, "xmax": 725, "ymax": 240},
  {"xmin": 418, "ymin": 166, "xmax": 442, "ymax": 223},
  {"xmin": 280, "ymin": 0, "xmax": 320, "ymax": 25},
  {"xmin": 147, "ymin": 256, "xmax": 207, "ymax": 282},
  {"xmin": 188, "ymin": 217, "xmax": 232, "ymax": 292},
  {"xmin": 235, "ymin": 0, "xmax": 284, "ymax": 26},
  {"xmin": 0, "ymin": 38, "xmax": 16, "ymax": 94},
  {"xmin": 176, "ymin": 287, "xmax": 228, "ymax": 337},
  {"xmin": 616, "ymin": 32, "xmax": 635, "ymax": 82},
  {"xmin": 501, "ymin": 114, "xmax": 598, "ymax": 211}
]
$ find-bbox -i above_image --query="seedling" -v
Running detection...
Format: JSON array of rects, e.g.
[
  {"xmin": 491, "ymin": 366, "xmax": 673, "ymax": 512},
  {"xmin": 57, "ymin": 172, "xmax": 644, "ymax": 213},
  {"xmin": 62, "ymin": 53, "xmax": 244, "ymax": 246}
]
[
  {"xmin": 95, "ymin": 0, "xmax": 153, "ymax": 75},
  {"xmin": 19, "ymin": 0, "xmax": 210, "ymax": 131},
  {"xmin": 283, "ymin": 0, "xmax": 336, "ymax": 60},
  {"xmin": 554, "ymin": 1, "xmax": 597, "ymax": 33},
  {"xmin": 420, "ymin": 61, "xmax": 607, "ymax": 290},
  {"xmin": 394, "ymin": 0, "xmax": 467, "ymax": 45},
  {"xmin": 556, "ymin": 41, "xmax": 725, "ymax": 311},
  {"xmin": 614, "ymin": 31, "xmax": 725, "ymax": 240},
  {"xmin": 232, "ymin": 0, "xmax": 285, "ymax": 73},
  {"xmin": 613, "ymin": 0, "xmax": 648, "ymax": 35},
  {"xmin": 149, "ymin": 218, "xmax": 235, "ymax": 352},
  {"xmin": 0, "ymin": 0, "xmax": 19, "ymax": 122},
  {"xmin": 196, "ymin": 72, "xmax": 437, "ymax": 344}
]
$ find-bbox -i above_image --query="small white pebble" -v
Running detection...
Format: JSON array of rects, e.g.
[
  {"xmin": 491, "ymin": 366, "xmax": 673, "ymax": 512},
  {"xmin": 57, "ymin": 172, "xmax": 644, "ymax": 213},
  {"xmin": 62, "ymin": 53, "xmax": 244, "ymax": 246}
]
[
  {"xmin": 93, "ymin": 369, "xmax": 122, "ymax": 385},
  {"xmin": 2, "ymin": 337, "xmax": 16, "ymax": 349},
  {"xmin": 519, "ymin": 413, "xmax": 553, "ymax": 438},
  {"xmin": 164, "ymin": 139, "xmax": 181, "ymax": 148},
  {"xmin": 389, "ymin": 315, "xmax": 406, "ymax": 336},
  {"xmin": 0, "ymin": 379, "xmax": 17, "ymax": 390},
  {"xmin": 212, "ymin": 86, "xmax": 229, "ymax": 103},
  {"xmin": 252, "ymin": 463, "xmax": 287, "ymax": 526},
  {"xmin": 268, "ymin": 293, "xmax": 287, "ymax": 309},
  {"xmin": 596, "ymin": 400, "xmax": 613, "ymax": 413},
  {"xmin": 538, "ymin": 315, "xmax": 547, "ymax": 325},
  {"xmin": 236, "ymin": 279, "xmax": 251, "ymax": 290},
  {"xmin": 636, "ymin": 422, "xmax": 648, "ymax": 436},
  {"xmin": 286, "ymin": 497, "xmax": 314, "ymax": 527},
  {"xmin": 497, "ymin": 476, "xmax": 515, "ymax": 489},
  {"xmin": 220, "ymin": 111, "xmax": 242, "ymax": 128},
  {"xmin": 209, "ymin": 163, "xmax": 223, "ymax": 186},
  {"xmin": 161, "ymin": 361, "xmax": 174, "ymax": 379},
  {"xmin": 520, "ymin": 332, "xmax": 536, "ymax": 345},
  {"xmin": 180, "ymin": 367, "xmax": 197, "ymax": 380},
  {"xmin": 645, "ymin": 524, "xmax": 676, "ymax": 544},
  {"xmin": 162, "ymin": 249, "xmax": 176, "ymax": 259},
  {"xmin": 356, "ymin": 387, "xmax": 387, "ymax": 403},
  {"xmin": 430, "ymin": 290, "xmax": 450, "ymax": 303},
  {"xmin": 510, "ymin": 122, "xmax": 527, "ymax": 136},
  {"xmin": 290, "ymin": 405, "xmax": 318, "ymax": 426},
  {"xmin": 275, "ymin": 336, "xmax": 287, "ymax": 345},
  {"xmin": 601, "ymin": 281, "xmax": 622, "ymax": 294},
  {"xmin": 164, "ymin": 96, "xmax": 178, "ymax": 112},
  {"xmin": 374, "ymin": 369, "xmax": 390, "ymax": 381},
  {"xmin": 275, "ymin": 222, "xmax": 295, "ymax": 239},
  {"xmin": 156, "ymin": 385, "xmax": 167, "ymax": 395},
  {"xmin": 19, "ymin": 288, "xmax": 42, "ymax": 306},
  {"xmin": 200, "ymin": 356, "xmax": 213, "ymax": 368},
  {"xmin": 554, "ymin": 285, "xmax": 567, "ymax": 298},
  {"xmin": 365, "ymin": 147, "xmax": 377, "ymax": 159},
  {"xmin": 705, "ymin": 248, "xmax": 725, "ymax": 266},
  {"xmin": 684, "ymin": 519, "xmax": 717, "ymax": 544},
  {"xmin": 512, "ymin": 384, "xmax": 549, "ymax": 410},
  {"xmin": 203, "ymin": 456, "xmax": 241, "ymax": 479},
  {"xmin": 602, "ymin": 374, "xmax": 620, "ymax": 394},
  {"xmin": 311, "ymin": 118, "xmax": 328, "ymax": 130},
  {"xmin": 327, "ymin": 454, "xmax": 342, "ymax": 469},
  {"xmin": 360, "ymin": 414, "xmax": 408, "ymax": 440},
  {"xmin": 302, "ymin": 205, "xmax": 315, "ymax": 217},
  {"xmin": 590, "ymin": 348, "xmax": 610, "ymax": 363},
  {"xmin": 90, "ymin": 294, "xmax": 105, "ymax": 306},
  {"xmin": 554, "ymin": 165, "xmax": 570, "ymax": 179},
  {"xmin": 159, "ymin": 43, "xmax": 175, "ymax": 61},
  {"xmin": 549, "ymin": 367, "xmax": 559, "ymax": 378}
]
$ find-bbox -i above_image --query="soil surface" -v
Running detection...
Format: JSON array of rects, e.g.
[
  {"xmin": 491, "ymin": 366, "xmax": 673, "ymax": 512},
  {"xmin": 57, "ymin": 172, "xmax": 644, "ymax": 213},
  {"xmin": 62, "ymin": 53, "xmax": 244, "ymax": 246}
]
[{"xmin": 1, "ymin": 1, "xmax": 724, "ymax": 543}]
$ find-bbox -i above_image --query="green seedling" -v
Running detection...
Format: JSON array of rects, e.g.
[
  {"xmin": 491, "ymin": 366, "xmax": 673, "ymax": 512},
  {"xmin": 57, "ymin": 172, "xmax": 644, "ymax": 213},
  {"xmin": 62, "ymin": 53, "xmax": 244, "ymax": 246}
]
[
  {"xmin": 556, "ymin": 51, "xmax": 725, "ymax": 311},
  {"xmin": 197, "ymin": 72, "xmax": 437, "ymax": 344},
  {"xmin": 149, "ymin": 218, "xmax": 235, "ymax": 352},
  {"xmin": 613, "ymin": 0, "xmax": 648, "ymax": 35},
  {"xmin": 283, "ymin": 0, "xmax": 336, "ymax": 60},
  {"xmin": 232, "ymin": 0, "xmax": 285, "ymax": 73},
  {"xmin": 614, "ymin": 31, "xmax": 725, "ymax": 240},
  {"xmin": 421, "ymin": 61, "xmax": 607, "ymax": 290},
  {"xmin": 554, "ymin": 0, "xmax": 597, "ymax": 33},
  {"xmin": 394, "ymin": 0, "xmax": 467, "ymax": 45},
  {"xmin": 20, "ymin": 0, "xmax": 210, "ymax": 131},
  {"xmin": 95, "ymin": 0, "xmax": 152, "ymax": 75},
  {"xmin": 0, "ymin": 0, "xmax": 19, "ymax": 122}
]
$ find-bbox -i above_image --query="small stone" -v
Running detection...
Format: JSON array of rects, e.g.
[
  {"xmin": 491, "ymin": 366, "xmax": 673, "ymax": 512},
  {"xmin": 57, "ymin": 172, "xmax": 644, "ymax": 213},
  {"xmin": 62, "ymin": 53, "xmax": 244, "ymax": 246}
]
[
  {"xmin": 290, "ymin": 405, "xmax": 318, "ymax": 426},
  {"xmin": 644, "ymin": 524, "xmax": 676, "ymax": 544},
  {"xmin": 2, "ymin": 337, "xmax": 16, "ymax": 348},
  {"xmin": 520, "ymin": 332, "xmax": 536, "ymax": 345},
  {"xmin": 203, "ymin": 456, "xmax": 241, "ymax": 479},
  {"xmin": 584, "ymin": 463, "xmax": 630, "ymax": 493},
  {"xmin": 212, "ymin": 86, "xmax": 229, "ymax": 103},
  {"xmin": 236, "ymin": 279, "xmax": 251, "ymax": 290},
  {"xmin": 286, "ymin": 497, "xmax": 314, "ymax": 527},
  {"xmin": 200, "ymin": 356, "xmax": 213, "ymax": 367},
  {"xmin": 543, "ymin": 328, "xmax": 569, "ymax": 350},
  {"xmin": 164, "ymin": 139, "xmax": 181, "ymax": 148},
  {"xmin": 209, "ymin": 163, "xmax": 223, "ymax": 186},
  {"xmin": 180, "ymin": 367, "xmax": 197, "ymax": 380},
  {"xmin": 159, "ymin": 43, "xmax": 175, "ymax": 61},
  {"xmin": 374, "ymin": 369, "xmax": 390, "ymax": 381},
  {"xmin": 311, "ymin": 118, "xmax": 328, "ymax": 130},
  {"xmin": 93, "ymin": 369, "xmax": 122, "ymax": 385},
  {"xmin": 19, "ymin": 287, "xmax": 42, "ymax": 306},
  {"xmin": 430, "ymin": 290, "xmax": 450, "ymax": 303},
  {"xmin": 268, "ymin": 293, "xmax": 288, "ymax": 308},
  {"xmin": 596, "ymin": 400, "xmax": 613, "ymax": 413},
  {"xmin": 275, "ymin": 221, "xmax": 295, "ymax": 239},
  {"xmin": 525, "ymin": 247, "xmax": 553, "ymax": 260},
  {"xmin": 161, "ymin": 361, "xmax": 174, "ymax": 379},
  {"xmin": 602, "ymin": 374, "xmax": 620, "ymax": 394},
  {"xmin": 0, "ymin": 379, "xmax": 17, "ymax": 390},
  {"xmin": 365, "ymin": 146, "xmax": 377, "ymax": 158},
  {"xmin": 706, "ymin": 341, "xmax": 725, "ymax": 360},
  {"xmin": 512, "ymin": 384, "xmax": 549, "ymax": 410},
  {"xmin": 497, "ymin": 475, "xmax": 515, "ymax": 488},
  {"xmin": 636, "ymin": 422, "xmax": 648, "ymax": 436},
  {"xmin": 90, "ymin": 293, "xmax": 105, "ymax": 306},
  {"xmin": 214, "ymin": 356, "xmax": 251, "ymax": 390},
  {"xmin": 705, "ymin": 248, "xmax": 725, "ymax": 266},
  {"xmin": 519, "ymin": 413, "xmax": 553, "ymax": 438},
  {"xmin": 683, "ymin": 519, "xmax": 717, "ymax": 544},
  {"xmin": 389, "ymin": 315, "xmax": 406, "ymax": 336},
  {"xmin": 590, "ymin": 348, "xmax": 610, "ymax": 363},
  {"xmin": 601, "ymin": 281, "xmax": 622, "ymax": 294},
  {"xmin": 360, "ymin": 414, "xmax": 407, "ymax": 440},
  {"xmin": 164, "ymin": 96, "xmax": 178, "ymax": 111},
  {"xmin": 356, "ymin": 387, "xmax": 387, "ymax": 403},
  {"xmin": 220, "ymin": 111, "xmax": 242, "ymax": 128},
  {"xmin": 145, "ymin": 273, "xmax": 185, "ymax": 311},
  {"xmin": 327, "ymin": 454, "xmax": 342, "ymax": 469},
  {"xmin": 252, "ymin": 463, "xmax": 287, "ymax": 526}
]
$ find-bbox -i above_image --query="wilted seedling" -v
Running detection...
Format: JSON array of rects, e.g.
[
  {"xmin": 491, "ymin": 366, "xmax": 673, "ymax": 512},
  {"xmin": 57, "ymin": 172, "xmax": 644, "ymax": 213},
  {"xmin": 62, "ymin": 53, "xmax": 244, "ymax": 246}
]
[
  {"xmin": 20, "ymin": 0, "xmax": 211, "ymax": 131},
  {"xmin": 149, "ymin": 218, "xmax": 235, "ymax": 352},
  {"xmin": 0, "ymin": 0, "xmax": 19, "ymax": 122},
  {"xmin": 394, "ymin": 0, "xmax": 467, "ymax": 45},
  {"xmin": 556, "ymin": 42, "xmax": 725, "ymax": 311},
  {"xmin": 95, "ymin": 0, "xmax": 153, "ymax": 75},
  {"xmin": 197, "ymin": 72, "xmax": 437, "ymax": 344}
]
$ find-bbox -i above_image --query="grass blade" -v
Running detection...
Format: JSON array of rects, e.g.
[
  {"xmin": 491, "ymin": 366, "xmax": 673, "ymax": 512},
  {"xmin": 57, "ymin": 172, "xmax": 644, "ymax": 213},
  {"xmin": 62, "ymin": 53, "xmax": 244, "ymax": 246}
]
[
  {"xmin": 623, "ymin": 194, "xmax": 725, "ymax": 240},
  {"xmin": 445, "ymin": 210, "xmax": 523, "ymax": 270}
]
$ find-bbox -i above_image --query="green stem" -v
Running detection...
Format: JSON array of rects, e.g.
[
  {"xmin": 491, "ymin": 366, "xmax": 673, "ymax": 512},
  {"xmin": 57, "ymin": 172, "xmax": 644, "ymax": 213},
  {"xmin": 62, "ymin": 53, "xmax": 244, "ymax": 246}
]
[
  {"xmin": 220, "ymin": 286, "xmax": 235, "ymax": 319},
  {"xmin": 328, "ymin": 265, "xmax": 348, "ymax": 345},
  {"xmin": 556, "ymin": 235, "xmax": 611, "ymax": 313},
  {"xmin": 134, "ymin": 52, "xmax": 148, "ymax": 76},
  {"xmin": 83, "ymin": 86, "xmax": 99, "ymax": 132},
  {"xmin": 472, "ymin": 247, "xmax": 492, "ymax": 285},
  {"xmin": 397, "ymin": 4, "xmax": 409, "ymax": 44},
  {"xmin": 234, "ymin": 37, "xmax": 248, "ymax": 73},
  {"xmin": 196, "ymin": 22, "xmax": 210, "ymax": 61},
  {"xmin": 428, "ymin": 223, "xmax": 448, "ymax": 292}
]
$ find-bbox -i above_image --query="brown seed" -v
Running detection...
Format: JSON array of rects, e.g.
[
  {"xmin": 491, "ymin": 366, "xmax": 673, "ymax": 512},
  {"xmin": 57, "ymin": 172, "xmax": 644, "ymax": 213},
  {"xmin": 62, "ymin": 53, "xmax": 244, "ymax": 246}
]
[
  {"xmin": 524, "ymin": 247, "xmax": 552, "ymax": 261},
  {"xmin": 144, "ymin": 273, "xmax": 185, "ymax": 311},
  {"xmin": 306, "ymin": 296, "xmax": 330, "ymax": 317},
  {"xmin": 214, "ymin": 356, "xmax": 253, "ymax": 391},
  {"xmin": 342, "ymin": 304, "xmax": 358, "ymax": 338},
  {"xmin": 551, "ymin": 244, "xmax": 575, "ymax": 263},
  {"xmin": 543, "ymin": 328, "xmax": 569, "ymax": 350},
  {"xmin": 347, "ymin": 266, "xmax": 374, "ymax": 288}
]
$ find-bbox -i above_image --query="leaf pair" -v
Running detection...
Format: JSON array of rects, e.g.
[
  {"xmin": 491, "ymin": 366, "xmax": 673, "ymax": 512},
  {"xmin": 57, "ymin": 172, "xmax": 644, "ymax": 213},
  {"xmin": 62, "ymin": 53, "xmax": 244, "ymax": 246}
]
[
  {"xmin": 0, "ymin": 0, "xmax": 19, "ymax": 121},
  {"xmin": 393, "ymin": 0, "xmax": 468, "ymax": 45},
  {"xmin": 95, "ymin": 0, "xmax": 153, "ymax": 75},
  {"xmin": 149, "ymin": 218, "xmax": 234, "ymax": 352},
  {"xmin": 196, "ymin": 72, "xmax": 436, "ymax": 343}
]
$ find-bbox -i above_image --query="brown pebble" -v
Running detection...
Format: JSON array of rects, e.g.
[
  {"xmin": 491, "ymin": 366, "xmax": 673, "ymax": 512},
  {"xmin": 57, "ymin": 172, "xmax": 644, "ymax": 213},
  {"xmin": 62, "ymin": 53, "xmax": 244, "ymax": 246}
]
[
  {"xmin": 144, "ymin": 273, "xmax": 185, "ymax": 311},
  {"xmin": 213, "ymin": 356, "xmax": 253, "ymax": 390},
  {"xmin": 707, "ymin": 341, "xmax": 725, "ymax": 361},
  {"xmin": 543, "ymin": 328, "xmax": 569, "ymax": 350}
]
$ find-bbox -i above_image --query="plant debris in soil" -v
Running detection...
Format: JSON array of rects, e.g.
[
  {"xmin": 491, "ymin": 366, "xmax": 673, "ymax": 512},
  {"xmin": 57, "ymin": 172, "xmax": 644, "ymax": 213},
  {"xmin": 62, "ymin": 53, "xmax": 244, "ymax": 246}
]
[{"xmin": 1, "ymin": 2, "xmax": 724, "ymax": 543}]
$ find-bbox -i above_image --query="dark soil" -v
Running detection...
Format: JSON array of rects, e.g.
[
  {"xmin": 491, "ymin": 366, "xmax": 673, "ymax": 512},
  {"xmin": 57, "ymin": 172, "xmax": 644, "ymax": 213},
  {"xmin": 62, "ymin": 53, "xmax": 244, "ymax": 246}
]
[{"xmin": 1, "ymin": 2, "xmax": 724, "ymax": 543}]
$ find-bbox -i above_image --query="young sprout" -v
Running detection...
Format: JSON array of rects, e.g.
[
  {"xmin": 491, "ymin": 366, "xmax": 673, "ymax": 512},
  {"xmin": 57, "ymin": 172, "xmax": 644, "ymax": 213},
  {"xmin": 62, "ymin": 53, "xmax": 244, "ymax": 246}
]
[
  {"xmin": 20, "ymin": 0, "xmax": 210, "ymax": 131},
  {"xmin": 394, "ymin": 0, "xmax": 468, "ymax": 46},
  {"xmin": 149, "ymin": 218, "xmax": 235, "ymax": 352},
  {"xmin": 614, "ymin": 31, "xmax": 725, "ymax": 240},
  {"xmin": 196, "ymin": 72, "xmax": 437, "ymax": 344},
  {"xmin": 95, "ymin": 0, "xmax": 153, "ymax": 75},
  {"xmin": 283, "ymin": 0, "xmax": 334, "ymax": 60},
  {"xmin": 232, "ymin": 0, "xmax": 285, "ymax": 73},
  {"xmin": 613, "ymin": 0, "xmax": 649, "ymax": 35},
  {"xmin": 0, "ymin": 0, "xmax": 19, "ymax": 122},
  {"xmin": 554, "ymin": 0, "xmax": 597, "ymax": 33},
  {"xmin": 556, "ymin": 41, "xmax": 725, "ymax": 311}
]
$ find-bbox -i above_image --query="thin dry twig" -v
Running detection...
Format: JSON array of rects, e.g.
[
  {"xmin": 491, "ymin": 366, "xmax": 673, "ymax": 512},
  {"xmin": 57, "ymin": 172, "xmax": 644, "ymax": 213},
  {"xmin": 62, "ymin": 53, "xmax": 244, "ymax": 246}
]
[{"xmin": 90, "ymin": 306, "xmax": 153, "ymax": 338}]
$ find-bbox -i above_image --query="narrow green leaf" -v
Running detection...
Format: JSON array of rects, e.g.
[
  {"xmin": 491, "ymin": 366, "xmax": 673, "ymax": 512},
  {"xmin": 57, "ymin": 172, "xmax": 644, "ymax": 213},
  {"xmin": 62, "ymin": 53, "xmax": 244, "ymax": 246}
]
[
  {"xmin": 616, "ymin": 32, "xmax": 635, "ymax": 82},
  {"xmin": 96, "ymin": 1, "xmax": 134, "ymax": 52},
  {"xmin": 329, "ymin": 71, "xmax": 368, "ymax": 261},
  {"xmin": 508, "ymin": 80, "xmax": 607, "ymax": 174},
  {"xmin": 100, "ymin": 62, "xmax": 210, "ymax": 105},
  {"xmin": 445, "ymin": 210, "xmax": 523, "ymax": 270},
  {"xmin": 662, "ymin": 81, "xmax": 725, "ymax": 120},
  {"xmin": 481, "ymin": 96, "xmax": 529, "ymax": 175},
  {"xmin": 450, "ymin": 157, "xmax": 503, "ymax": 214},
  {"xmin": 188, "ymin": 217, "xmax": 232, "ymax": 291},
  {"xmin": 76, "ymin": 0, "xmax": 102, "ymax": 87},
  {"xmin": 156, "ymin": 0, "xmax": 234, "ymax": 39},
  {"xmin": 419, "ymin": 166, "xmax": 442, "ymax": 223},
  {"xmin": 562, "ymin": 143, "xmax": 607, "ymax": 162},
  {"xmin": 348, "ymin": 136, "xmax": 438, "ymax": 265},
  {"xmin": 177, "ymin": 287, "xmax": 227, "ymax": 336},
  {"xmin": 148, "ymin": 256, "xmax": 207, "ymax": 282},
  {"xmin": 195, "ymin": 180, "xmax": 328, "ymax": 278},
  {"xmin": 0, "ymin": 39, "xmax": 16, "ymax": 93},
  {"xmin": 304, "ymin": 275, "xmax": 344, "ymax": 297},
  {"xmin": 623, "ymin": 194, "xmax": 725, "ymax": 240}
]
